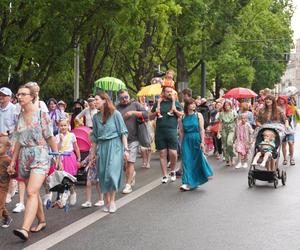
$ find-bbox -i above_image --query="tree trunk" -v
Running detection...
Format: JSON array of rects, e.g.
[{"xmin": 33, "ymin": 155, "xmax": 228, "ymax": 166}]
[
  {"xmin": 176, "ymin": 44, "xmax": 188, "ymax": 89},
  {"xmin": 215, "ymin": 74, "xmax": 222, "ymax": 99}
]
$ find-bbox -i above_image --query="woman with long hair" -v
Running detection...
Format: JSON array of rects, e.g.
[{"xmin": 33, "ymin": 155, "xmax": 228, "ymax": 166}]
[
  {"xmin": 90, "ymin": 92, "xmax": 128, "ymax": 213},
  {"xmin": 8, "ymin": 85, "xmax": 58, "ymax": 241},
  {"xmin": 179, "ymin": 98, "xmax": 213, "ymax": 191},
  {"xmin": 217, "ymin": 101, "xmax": 238, "ymax": 167},
  {"xmin": 256, "ymin": 95, "xmax": 287, "ymax": 126}
]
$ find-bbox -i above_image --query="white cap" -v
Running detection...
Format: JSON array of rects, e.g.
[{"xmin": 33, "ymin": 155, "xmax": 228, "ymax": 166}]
[{"xmin": 0, "ymin": 87, "xmax": 12, "ymax": 97}]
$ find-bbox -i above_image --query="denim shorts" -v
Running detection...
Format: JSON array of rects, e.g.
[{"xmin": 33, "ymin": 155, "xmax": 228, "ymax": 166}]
[{"xmin": 282, "ymin": 133, "xmax": 295, "ymax": 143}]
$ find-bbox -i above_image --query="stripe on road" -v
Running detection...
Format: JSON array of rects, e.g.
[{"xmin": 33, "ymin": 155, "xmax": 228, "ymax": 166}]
[{"xmin": 23, "ymin": 178, "xmax": 162, "ymax": 250}]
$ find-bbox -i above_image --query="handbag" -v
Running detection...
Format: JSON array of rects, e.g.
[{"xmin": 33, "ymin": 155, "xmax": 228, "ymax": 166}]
[{"xmin": 136, "ymin": 116, "xmax": 151, "ymax": 147}]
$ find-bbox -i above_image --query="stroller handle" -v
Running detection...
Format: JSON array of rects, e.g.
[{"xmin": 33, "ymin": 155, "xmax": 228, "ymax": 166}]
[{"xmin": 49, "ymin": 152, "xmax": 71, "ymax": 156}]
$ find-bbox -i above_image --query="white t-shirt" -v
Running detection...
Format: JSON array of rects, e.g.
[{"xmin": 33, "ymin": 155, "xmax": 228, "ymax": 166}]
[
  {"xmin": 55, "ymin": 132, "xmax": 77, "ymax": 152},
  {"xmin": 76, "ymin": 108, "xmax": 97, "ymax": 128}
]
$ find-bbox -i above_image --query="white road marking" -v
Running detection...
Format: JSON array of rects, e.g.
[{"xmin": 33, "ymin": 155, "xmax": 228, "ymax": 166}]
[{"xmin": 23, "ymin": 178, "xmax": 162, "ymax": 250}]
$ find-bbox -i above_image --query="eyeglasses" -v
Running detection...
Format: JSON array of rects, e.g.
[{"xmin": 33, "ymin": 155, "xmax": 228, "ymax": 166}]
[
  {"xmin": 119, "ymin": 96, "xmax": 129, "ymax": 100},
  {"xmin": 16, "ymin": 93, "xmax": 31, "ymax": 97}
]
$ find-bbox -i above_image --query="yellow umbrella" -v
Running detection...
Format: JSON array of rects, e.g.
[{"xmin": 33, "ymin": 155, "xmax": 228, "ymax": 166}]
[{"xmin": 137, "ymin": 83, "xmax": 176, "ymax": 96}]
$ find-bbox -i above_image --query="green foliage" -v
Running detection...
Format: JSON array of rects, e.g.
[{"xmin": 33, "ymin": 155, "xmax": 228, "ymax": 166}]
[{"xmin": 0, "ymin": 0, "xmax": 294, "ymax": 100}]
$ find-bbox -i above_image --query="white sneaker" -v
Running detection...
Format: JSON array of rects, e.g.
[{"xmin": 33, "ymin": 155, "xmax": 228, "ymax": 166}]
[
  {"xmin": 69, "ymin": 191, "xmax": 77, "ymax": 206},
  {"xmin": 13, "ymin": 203, "xmax": 25, "ymax": 213},
  {"xmin": 235, "ymin": 162, "xmax": 242, "ymax": 169},
  {"xmin": 170, "ymin": 171, "xmax": 176, "ymax": 182},
  {"xmin": 43, "ymin": 192, "xmax": 53, "ymax": 206},
  {"xmin": 242, "ymin": 162, "xmax": 248, "ymax": 169},
  {"xmin": 103, "ymin": 205, "xmax": 109, "ymax": 212},
  {"xmin": 161, "ymin": 176, "xmax": 168, "ymax": 184},
  {"xmin": 5, "ymin": 194, "xmax": 12, "ymax": 204},
  {"xmin": 81, "ymin": 201, "xmax": 92, "ymax": 208},
  {"xmin": 109, "ymin": 203, "xmax": 117, "ymax": 213},
  {"xmin": 94, "ymin": 200, "xmax": 105, "ymax": 207},
  {"xmin": 122, "ymin": 184, "xmax": 132, "ymax": 194}
]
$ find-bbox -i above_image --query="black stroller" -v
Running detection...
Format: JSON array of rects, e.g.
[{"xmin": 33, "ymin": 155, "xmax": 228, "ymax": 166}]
[{"xmin": 248, "ymin": 123, "xmax": 287, "ymax": 188}]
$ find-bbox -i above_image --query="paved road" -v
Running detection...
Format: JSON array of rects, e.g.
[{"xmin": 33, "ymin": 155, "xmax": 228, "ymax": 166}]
[{"xmin": 3, "ymin": 128, "xmax": 300, "ymax": 250}]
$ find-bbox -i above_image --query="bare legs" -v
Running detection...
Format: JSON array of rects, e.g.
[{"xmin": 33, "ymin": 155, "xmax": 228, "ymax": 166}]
[
  {"xmin": 159, "ymin": 149, "xmax": 177, "ymax": 176},
  {"xmin": 18, "ymin": 173, "xmax": 46, "ymax": 236}
]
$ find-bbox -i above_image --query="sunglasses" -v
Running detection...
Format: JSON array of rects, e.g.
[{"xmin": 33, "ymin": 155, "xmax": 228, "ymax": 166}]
[{"xmin": 119, "ymin": 96, "xmax": 129, "ymax": 100}]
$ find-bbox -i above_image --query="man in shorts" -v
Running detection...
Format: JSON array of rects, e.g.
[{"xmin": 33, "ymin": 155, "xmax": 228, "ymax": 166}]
[
  {"xmin": 117, "ymin": 90, "xmax": 148, "ymax": 194},
  {"xmin": 150, "ymin": 87, "xmax": 183, "ymax": 183}
]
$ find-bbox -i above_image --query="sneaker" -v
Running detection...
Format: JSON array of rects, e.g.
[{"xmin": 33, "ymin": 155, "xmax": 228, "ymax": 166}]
[
  {"xmin": 43, "ymin": 192, "xmax": 53, "ymax": 206},
  {"xmin": 103, "ymin": 205, "xmax": 109, "ymax": 212},
  {"xmin": 5, "ymin": 194, "xmax": 11, "ymax": 204},
  {"xmin": 242, "ymin": 162, "xmax": 248, "ymax": 169},
  {"xmin": 179, "ymin": 184, "xmax": 190, "ymax": 191},
  {"xmin": 167, "ymin": 112, "xmax": 174, "ymax": 116},
  {"xmin": 235, "ymin": 162, "xmax": 242, "ymax": 169},
  {"xmin": 170, "ymin": 171, "xmax": 176, "ymax": 182},
  {"xmin": 2, "ymin": 217, "xmax": 12, "ymax": 228},
  {"xmin": 157, "ymin": 115, "xmax": 163, "ymax": 119},
  {"xmin": 161, "ymin": 176, "xmax": 168, "ymax": 184},
  {"xmin": 109, "ymin": 203, "xmax": 117, "ymax": 213},
  {"xmin": 69, "ymin": 191, "xmax": 77, "ymax": 206},
  {"xmin": 13, "ymin": 203, "xmax": 25, "ymax": 213},
  {"xmin": 122, "ymin": 184, "xmax": 132, "ymax": 194},
  {"xmin": 94, "ymin": 200, "xmax": 105, "ymax": 207},
  {"xmin": 81, "ymin": 201, "xmax": 92, "ymax": 208}
]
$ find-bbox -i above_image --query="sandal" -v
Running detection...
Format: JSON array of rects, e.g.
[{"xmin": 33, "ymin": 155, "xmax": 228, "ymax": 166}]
[
  {"xmin": 30, "ymin": 221, "xmax": 46, "ymax": 233},
  {"xmin": 282, "ymin": 160, "xmax": 288, "ymax": 165},
  {"xmin": 290, "ymin": 159, "xmax": 295, "ymax": 166},
  {"xmin": 13, "ymin": 228, "xmax": 29, "ymax": 241}
]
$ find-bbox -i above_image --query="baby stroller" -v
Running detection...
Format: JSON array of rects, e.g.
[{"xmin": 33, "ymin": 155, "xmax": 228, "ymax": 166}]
[
  {"xmin": 46, "ymin": 152, "xmax": 77, "ymax": 211},
  {"xmin": 248, "ymin": 123, "xmax": 286, "ymax": 188}
]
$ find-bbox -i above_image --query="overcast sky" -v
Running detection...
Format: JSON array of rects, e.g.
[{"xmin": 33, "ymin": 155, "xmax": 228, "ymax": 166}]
[{"xmin": 292, "ymin": 0, "xmax": 300, "ymax": 42}]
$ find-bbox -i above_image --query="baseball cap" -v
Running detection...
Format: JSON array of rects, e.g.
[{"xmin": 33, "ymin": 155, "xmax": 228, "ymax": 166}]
[{"xmin": 0, "ymin": 87, "xmax": 12, "ymax": 97}]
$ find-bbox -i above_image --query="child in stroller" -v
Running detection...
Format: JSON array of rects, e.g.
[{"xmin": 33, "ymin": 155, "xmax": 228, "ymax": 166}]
[
  {"xmin": 248, "ymin": 123, "xmax": 287, "ymax": 188},
  {"xmin": 251, "ymin": 129, "xmax": 276, "ymax": 170}
]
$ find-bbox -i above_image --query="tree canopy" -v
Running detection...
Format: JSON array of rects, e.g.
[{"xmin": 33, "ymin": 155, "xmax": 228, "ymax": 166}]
[{"xmin": 0, "ymin": 0, "xmax": 294, "ymax": 102}]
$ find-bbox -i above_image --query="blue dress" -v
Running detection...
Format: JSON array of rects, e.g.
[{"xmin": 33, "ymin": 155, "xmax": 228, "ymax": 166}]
[
  {"xmin": 181, "ymin": 113, "xmax": 213, "ymax": 188},
  {"xmin": 91, "ymin": 110, "xmax": 128, "ymax": 193}
]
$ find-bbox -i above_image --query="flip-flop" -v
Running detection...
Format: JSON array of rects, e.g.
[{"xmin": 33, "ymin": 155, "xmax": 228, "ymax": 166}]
[
  {"xmin": 282, "ymin": 160, "xmax": 288, "ymax": 165},
  {"xmin": 30, "ymin": 221, "xmax": 46, "ymax": 233},
  {"xmin": 13, "ymin": 228, "xmax": 29, "ymax": 241}
]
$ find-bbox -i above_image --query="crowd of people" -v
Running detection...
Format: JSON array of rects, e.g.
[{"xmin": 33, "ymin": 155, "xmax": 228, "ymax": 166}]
[{"xmin": 0, "ymin": 73, "xmax": 297, "ymax": 241}]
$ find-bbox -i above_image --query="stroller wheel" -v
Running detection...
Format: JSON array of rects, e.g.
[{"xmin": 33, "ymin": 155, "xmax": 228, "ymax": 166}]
[
  {"xmin": 248, "ymin": 176, "xmax": 254, "ymax": 188},
  {"xmin": 274, "ymin": 178, "xmax": 278, "ymax": 189},
  {"xmin": 281, "ymin": 171, "xmax": 287, "ymax": 186}
]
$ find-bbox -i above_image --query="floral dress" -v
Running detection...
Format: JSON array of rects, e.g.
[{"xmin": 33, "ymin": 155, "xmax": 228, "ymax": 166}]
[{"xmin": 14, "ymin": 110, "xmax": 53, "ymax": 179}]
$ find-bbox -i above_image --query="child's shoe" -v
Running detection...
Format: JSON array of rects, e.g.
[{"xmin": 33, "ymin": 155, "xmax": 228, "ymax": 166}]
[
  {"xmin": 235, "ymin": 162, "xmax": 242, "ymax": 169},
  {"xmin": 242, "ymin": 162, "xmax": 248, "ymax": 169}
]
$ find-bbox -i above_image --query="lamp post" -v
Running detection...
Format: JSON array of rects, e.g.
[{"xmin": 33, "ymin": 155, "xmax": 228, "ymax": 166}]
[{"xmin": 74, "ymin": 41, "xmax": 80, "ymax": 101}]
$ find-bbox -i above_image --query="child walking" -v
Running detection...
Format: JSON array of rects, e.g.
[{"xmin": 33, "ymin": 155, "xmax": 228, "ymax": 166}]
[
  {"xmin": 81, "ymin": 149, "xmax": 104, "ymax": 208},
  {"xmin": 0, "ymin": 139, "xmax": 15, "ymax": 228},
  {"xmin": 56, "ymin": 119, "xmax": 81, "ymax": 205},
  {"xmin": 234, "ymin": 113, "xmax": 253, "ymax": 169}
]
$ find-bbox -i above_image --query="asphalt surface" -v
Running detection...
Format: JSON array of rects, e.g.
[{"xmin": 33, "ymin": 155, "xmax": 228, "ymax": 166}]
[{"xmin": 2, "ymin": 128, "xmax": 300, "ymax": 250}]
